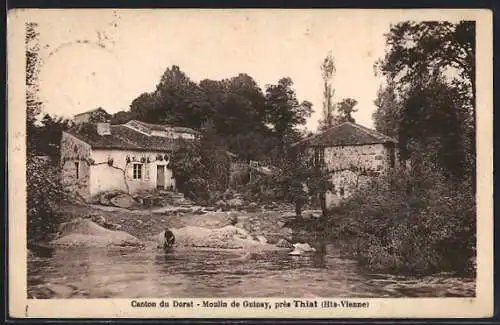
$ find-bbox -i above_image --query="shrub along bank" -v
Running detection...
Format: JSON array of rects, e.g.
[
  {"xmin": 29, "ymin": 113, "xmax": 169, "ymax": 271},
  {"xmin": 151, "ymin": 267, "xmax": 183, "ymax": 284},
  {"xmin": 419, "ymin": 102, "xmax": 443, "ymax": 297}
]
[
  {"xmin": 27, "ymin": 156, "xmax": 64, "ymax": 245},
  {"xmin": 327, "ymin": 163, "xmax": 476, "ymax": 277}
]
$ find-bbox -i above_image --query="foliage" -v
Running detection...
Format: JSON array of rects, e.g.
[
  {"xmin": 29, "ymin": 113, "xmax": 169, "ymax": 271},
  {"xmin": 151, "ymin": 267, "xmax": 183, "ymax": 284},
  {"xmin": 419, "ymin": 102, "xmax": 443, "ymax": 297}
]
[
  {"xmin": 242, "ymin": 148, "xmax": 333, "ymax": 217},
  {"xmin": 374, "ymin": 21, "xmax": 476, "ymax": 182},
  {"xmin": 335, "ymin": 98, "xmax": 358, "ymax": 123},
  {"xmin": 168, "ymin": 140, "xmax": 203, "ymax": 194},
  {"xmin": 26, "ymin": 22, "xmax": 43, "ymax": 154},
  {"xmin": 168, "ymin": 125, "xmax": 231, "ymax": 202},
  {"xmin": 184, "ymin": 177, "xmax": 211, "ymax": 203},
  {"xmin": 354, "ymin": 21, "xmax": 477, "ymax": 276},
  {"xmin": 116, "ymin": 67, "xmax": 312, "ymax": 163},
  {"xmin": 27, "ymin": 156, "xmax": 64, "ymax": 243},
  {"xmin": 26, "ymin": 23, "xmax": 65, "ymax": 243},
  {"xmin": 376, "ymin": 21, "xmax": 475, "ymax": 106},
  {"xmin": 264, "ymin": 77, "xmax": 313, "ymax": 149},
  {"xmin": 372, "ymin": 81, "xmax": 400, "ymax": 138},
  {"xmin": 198, "ymin": 121, "xmax": 231, "ymax": 192},
  {"xmin": 30, "ymin": 114, "xmax": 73, "ymax": 161},
  {"xmin": 331, "ymin": 161, "xmax": 476, "ymax": 276},
  {"xmin": 318, "ymin": 52, "xmax": 337, "ymax": 131}
]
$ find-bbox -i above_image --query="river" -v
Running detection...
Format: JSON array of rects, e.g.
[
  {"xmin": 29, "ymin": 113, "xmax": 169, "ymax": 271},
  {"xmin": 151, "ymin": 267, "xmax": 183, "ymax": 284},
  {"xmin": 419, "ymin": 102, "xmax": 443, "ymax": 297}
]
[{"xmin": 28, "ymin": 242, "xmax": 475, "ymax": 299}]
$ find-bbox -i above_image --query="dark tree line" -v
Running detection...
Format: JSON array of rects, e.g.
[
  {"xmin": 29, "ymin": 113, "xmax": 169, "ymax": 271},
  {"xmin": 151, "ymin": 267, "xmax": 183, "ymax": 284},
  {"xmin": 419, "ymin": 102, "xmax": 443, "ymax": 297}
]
[
  {"xmin": 111, "ymin": 66, "xmax": 313, "ymax": 163},
  {"xmin": 340, "ymin": 20, "xmax": 478, "ymax": 275},
  {"xmin": 26, "ymin": 22, "xmax": 65, "ymax": 244},
  {"xmin": 373, "ymin": 21, "xmax": 475, "ymax": 183}
]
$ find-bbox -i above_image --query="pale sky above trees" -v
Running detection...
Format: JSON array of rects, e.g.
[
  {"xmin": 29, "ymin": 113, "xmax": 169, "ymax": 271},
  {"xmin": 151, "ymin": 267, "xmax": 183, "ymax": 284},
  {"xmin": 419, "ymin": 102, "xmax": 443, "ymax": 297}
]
[{"xmin": 33, "ymin": 9, "xmax": 471, "ymax": 131}]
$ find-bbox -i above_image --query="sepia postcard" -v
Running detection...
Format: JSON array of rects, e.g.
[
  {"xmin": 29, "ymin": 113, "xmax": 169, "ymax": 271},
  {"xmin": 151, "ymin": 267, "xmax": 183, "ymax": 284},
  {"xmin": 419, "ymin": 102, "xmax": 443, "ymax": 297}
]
[{"xmin": 7, "ymin": 8, "xmax": 493, "ymax": 318}]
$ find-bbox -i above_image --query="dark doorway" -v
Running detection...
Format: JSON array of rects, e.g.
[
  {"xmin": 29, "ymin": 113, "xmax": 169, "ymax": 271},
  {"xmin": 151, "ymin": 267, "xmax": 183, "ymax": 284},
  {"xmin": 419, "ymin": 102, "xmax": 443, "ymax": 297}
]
[{"xmin": 157, "ymin": 165, "xmax": 165, "ymax": 189}]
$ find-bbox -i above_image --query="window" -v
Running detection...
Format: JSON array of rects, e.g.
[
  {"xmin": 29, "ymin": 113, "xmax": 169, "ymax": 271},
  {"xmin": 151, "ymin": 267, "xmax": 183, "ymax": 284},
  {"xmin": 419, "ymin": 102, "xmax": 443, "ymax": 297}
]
[
  {"xmin": 339, "ymin": 187, "xmax": 344, "ymax": 197},
  {"xmin": 133, "ymin": 163, "xmax": 143, "ymax": 180},
  {"xmin": 314, "ymin": 147, "xmax": 325, "ymax": 166},
  {"xmin": 75, "ymin": 162, "xmax": 79, "ymax": 179}
]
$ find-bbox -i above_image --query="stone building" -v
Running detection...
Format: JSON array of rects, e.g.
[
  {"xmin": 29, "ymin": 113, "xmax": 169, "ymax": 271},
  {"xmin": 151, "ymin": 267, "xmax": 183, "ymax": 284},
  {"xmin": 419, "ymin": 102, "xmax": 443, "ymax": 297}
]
[
  {"xmin": 60, "ymin": 119, "xmax": 198, "ymax": 201},
  {"xmin": 296, "ymin": 121, "xmax": 398, "ymax": 207}
]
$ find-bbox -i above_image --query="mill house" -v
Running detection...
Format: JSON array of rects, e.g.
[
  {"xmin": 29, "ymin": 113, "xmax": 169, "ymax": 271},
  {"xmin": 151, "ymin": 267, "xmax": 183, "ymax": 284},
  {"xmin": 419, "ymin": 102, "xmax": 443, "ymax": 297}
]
[
  {"xmin": 60, "ymin": 109, "xmax": 198, "ymax": 201},
  {"xmin": 296, "ymin": 121, "xmax": 399, "ymax": 207}
]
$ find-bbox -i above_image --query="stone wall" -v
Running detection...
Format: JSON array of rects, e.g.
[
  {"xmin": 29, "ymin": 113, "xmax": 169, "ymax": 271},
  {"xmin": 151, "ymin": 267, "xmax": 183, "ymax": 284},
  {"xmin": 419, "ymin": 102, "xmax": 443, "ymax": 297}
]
[
  {"xmin": 325, "ymin": 170, "xmax": 373, "ymax": 207},
  {"xmin": 325, "ymin": 143, "xmax": 394, "ymax": 173},
  {"xmin": 60, "ymin": 132, "xmax": 92, "ymax": 200},
  {"xmin": 307, "ymin": 143, "xmax": 398, "ymax": 208}
]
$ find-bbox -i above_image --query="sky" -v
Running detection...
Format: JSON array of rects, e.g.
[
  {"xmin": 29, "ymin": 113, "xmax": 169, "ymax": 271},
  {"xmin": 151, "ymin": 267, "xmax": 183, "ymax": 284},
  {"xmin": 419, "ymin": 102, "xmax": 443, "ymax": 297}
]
[{"xmin": 30, "ymin": 9, "xmax": 465, "ymax": 131}]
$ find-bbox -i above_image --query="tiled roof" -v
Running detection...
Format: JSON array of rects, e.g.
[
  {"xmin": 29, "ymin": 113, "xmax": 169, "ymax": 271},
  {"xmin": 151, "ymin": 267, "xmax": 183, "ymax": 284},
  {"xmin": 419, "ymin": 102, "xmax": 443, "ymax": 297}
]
[
  {"xmin": 295, "ymin": 122, "xmax": 397, "ymax": 147},
  {"xmin": 66, "ymin": 124, "xmax": 191, "ymax": 152},
  {"xmin": 127, "ymin": 120, "xmax": 199, "ymax": 135}
]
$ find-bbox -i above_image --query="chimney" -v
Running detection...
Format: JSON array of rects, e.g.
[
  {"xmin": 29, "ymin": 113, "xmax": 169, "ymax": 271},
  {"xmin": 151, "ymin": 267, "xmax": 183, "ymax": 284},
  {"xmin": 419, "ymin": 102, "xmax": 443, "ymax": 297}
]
[{"xmin": 97, "ymin": 122, "xmax": 111, "ymax": 136}]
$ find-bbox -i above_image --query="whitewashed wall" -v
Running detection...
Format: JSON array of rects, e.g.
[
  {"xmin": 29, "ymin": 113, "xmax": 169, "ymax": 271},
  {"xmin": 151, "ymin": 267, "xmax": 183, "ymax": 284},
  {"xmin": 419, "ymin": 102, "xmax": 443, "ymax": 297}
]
[{"xmin": 89, "ymin": 149, "xmax": 176, "ymax": 197}]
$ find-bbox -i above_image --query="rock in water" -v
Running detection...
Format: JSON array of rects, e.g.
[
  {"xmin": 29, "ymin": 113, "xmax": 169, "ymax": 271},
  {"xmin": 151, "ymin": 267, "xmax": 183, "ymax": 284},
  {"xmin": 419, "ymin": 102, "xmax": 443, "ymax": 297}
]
[
  {"xmin": 51, "ymin": 219, "xmax": 143, "ymax": 248},
  {"xmin": 288, "ymin": 248, "xmax": 304, "ymax": 256},
  {"xmin": 227, "ymin": 198, "xmax": 243, "ymax": 208},
  {"xmin": 256, "ymin": 235, "xmax": 268, "ymax": 244},
  {"xmin": 289, "ymin": 243, "xmax": 317, "ymax": 255},
  {"xmin": 152, "ymin": 225, "xmax": 284, "ymax": 251},
  {"xmin": 293, "ymin": 242, "xmax": 316, "ymax": 252}
]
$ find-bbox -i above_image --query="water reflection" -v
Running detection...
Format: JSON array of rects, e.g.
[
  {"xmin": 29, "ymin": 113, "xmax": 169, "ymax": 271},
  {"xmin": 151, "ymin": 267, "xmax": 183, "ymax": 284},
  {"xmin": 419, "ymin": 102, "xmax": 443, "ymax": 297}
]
[{"xmin": 28, "ymin": 243, "xmax": 475, "ymax": 299}]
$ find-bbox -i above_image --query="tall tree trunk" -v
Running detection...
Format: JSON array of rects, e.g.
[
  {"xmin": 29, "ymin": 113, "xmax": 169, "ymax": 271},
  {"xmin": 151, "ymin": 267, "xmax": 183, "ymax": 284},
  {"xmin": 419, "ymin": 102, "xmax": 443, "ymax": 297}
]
[
  {"xmin": 320, "ymin": 192, "xmax": 327, "ymax": 221},
  {"xmin": 295, "ymin": 201, "xmax": 303, "ymax": 219}
]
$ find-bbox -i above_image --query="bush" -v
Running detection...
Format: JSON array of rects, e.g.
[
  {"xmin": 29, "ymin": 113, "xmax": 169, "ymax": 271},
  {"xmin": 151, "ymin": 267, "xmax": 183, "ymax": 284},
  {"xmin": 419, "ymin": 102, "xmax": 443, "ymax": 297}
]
[
  {"xmin": 332, "ymin": 162, "xmax": 476, "ymax": 276},
  {"xmin": 184, "ymin": 177, "xmax": 210, "ymax": 203},
  {"xmin": 27, "ymin": 156, "xmax": 64, "ymax": 244},
  {"xmin": 241, "ymin": 173, "xmax": 280, "ymax": 203}
]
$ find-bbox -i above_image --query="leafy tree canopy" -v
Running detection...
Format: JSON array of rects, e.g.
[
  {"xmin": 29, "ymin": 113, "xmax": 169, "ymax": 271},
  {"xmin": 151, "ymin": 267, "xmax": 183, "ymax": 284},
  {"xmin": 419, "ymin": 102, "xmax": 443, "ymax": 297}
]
[{"xmin": 112, "ymin": 66, "xmax": 313, "ymax": 163}]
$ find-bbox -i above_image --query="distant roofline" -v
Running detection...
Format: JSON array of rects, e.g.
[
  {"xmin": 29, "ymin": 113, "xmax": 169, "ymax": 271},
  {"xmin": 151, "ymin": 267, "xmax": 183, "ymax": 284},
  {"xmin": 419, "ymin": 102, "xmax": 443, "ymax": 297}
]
[
  {"xmin": 63, "ymin": 129, "xmax": 175, "ymax": 152},
  {"xmin": 74, "ymin": 107, "xmax": 110, "ymax": 117},
  {"xmin": 291, "ymin": 121, "xmax": 397, "ymax": 147}
]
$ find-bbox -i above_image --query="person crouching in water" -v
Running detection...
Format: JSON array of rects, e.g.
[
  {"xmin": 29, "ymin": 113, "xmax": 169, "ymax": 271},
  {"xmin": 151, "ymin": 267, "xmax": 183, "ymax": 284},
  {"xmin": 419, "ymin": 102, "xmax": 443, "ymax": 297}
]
[{"xmin": 163, "ymin": 229, "xmax": 175, "ymax": 250}]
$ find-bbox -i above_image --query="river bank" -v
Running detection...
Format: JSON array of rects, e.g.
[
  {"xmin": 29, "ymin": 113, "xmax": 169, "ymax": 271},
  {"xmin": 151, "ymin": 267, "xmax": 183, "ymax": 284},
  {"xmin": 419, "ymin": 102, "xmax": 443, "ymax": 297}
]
[
  {"xmin": 27, "ymin": 201, "xmax": 477, "ymax": 299},
  {"xmin": 36, "ymin": 201, "xmax": 476, "ymax": 278}
]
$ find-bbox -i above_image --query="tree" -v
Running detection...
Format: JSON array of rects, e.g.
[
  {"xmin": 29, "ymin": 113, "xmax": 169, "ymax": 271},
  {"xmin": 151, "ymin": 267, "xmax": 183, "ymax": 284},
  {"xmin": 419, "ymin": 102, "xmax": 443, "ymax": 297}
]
[
  {"xmin": 199, "ymin": 120, "xmax": 231, "ymax": 191},
  {"xmin": 376, "ymin": 21, "xmax": 475, "ymax": 111},
  {"xmin": 375, "ymin": 21, "xmax": 475, "ymax": 181},
  {"xmin": 305, "ymin": 166, "xmax": 334, "ymax": 220},
  {"xmin": 119, "ymin": 68, "xmax": 313, "ymax": 163},
  {"xmin": 399, "ymin": 74, "xmax": 469, "ymax": 179},
  {"xmin": 25, "ymin": 23, "xmax": 65, "ymax": 243},
  {"xmin": 129, "ymin": 92, "xmax": 159, "ymax": 123},
  {"xmin": 168, "ymin": 139, "xmax": 203, "ymax": 194},
  {"xmin": 35, "ymin": 114, "xmax": 73, "ymax": 162},
  {"xmin": 335, "ymin": 98, "xmax": 358, "ymax": 123},
  {"xmin": 373, "ymin": 81, "xmax": 400, "ymax": 138},
  {"xmin": 272, "ymin": 157, "xmax": 310, "ymax": 218},
  {"xmin": 318, "ymin": 52, "xmax": 336, "ymax": 131},
  {"xmin": 264, "ymin": 77, "xmax": 313, "ymax": 149},
  {"xmin": 26, "ymin": 22, "xmax": 43, "ymax": 154},
  {"xmin": 111, "ymin": 110, "xmax": 137, "ymax": 124}
]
